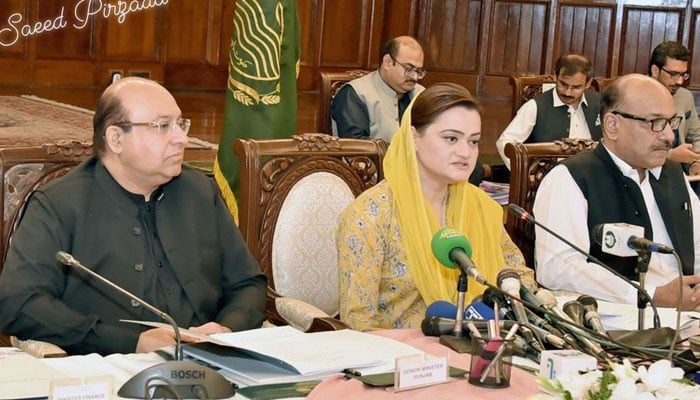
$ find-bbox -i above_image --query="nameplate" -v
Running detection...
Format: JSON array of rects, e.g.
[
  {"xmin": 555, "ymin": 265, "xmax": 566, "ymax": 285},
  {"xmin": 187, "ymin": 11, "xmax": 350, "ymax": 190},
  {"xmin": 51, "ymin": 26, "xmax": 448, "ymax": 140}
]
[
  {"xmin": 50, "ymin": 376, "xmax": 113, "ymax": 400},
  {"xmin": 393, "ymin": 354, "xmax": 449, "ymax": 392}
]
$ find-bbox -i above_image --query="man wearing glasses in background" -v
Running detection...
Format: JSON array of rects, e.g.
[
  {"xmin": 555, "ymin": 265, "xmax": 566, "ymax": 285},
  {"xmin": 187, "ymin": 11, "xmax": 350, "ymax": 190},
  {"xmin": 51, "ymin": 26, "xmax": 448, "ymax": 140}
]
[
  {"xmin": 0, "ymin": 77, "xmax": 267, "ymax": 355},
  {"xmin": 496, "ymin": 54, "xmax": 603, "ymax": 169},
  {"xmin": 332, "ymin": 35, "xmax": 426, "ymax": 143},
  {"xmin": 331, "ymin": 35, "xmax": 485, "ymax": 183},
  {"xmin": 534, "ymin": 74, "xmax": 700, "ymax": 310},
  {"xmin": 649, "ymin": 41, "xmax": 700, "ymax": 177}
]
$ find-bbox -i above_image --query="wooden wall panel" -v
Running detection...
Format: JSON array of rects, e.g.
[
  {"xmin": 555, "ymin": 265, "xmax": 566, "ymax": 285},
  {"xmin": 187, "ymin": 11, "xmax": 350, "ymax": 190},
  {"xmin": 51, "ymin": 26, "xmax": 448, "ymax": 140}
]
[
  {"xmin": 317, "ymin": 0, "xmax": 372, "ymax": 68},
  {"xmin": 0, "ymin": 0, "xmax": 30, "ymax": 56},
  {"xmin": 382, "ymin": 0, "xmax": 419, "ymax": 43},
  {"xmin": 166, "ymin": 0, "xmax": 223, "ymax": 65},
  {"xmin": 297, "ymin": 0, "xmax": 317, "ymax": 90},
  {"xmin": 419, "ymin": 0, "xmax": 483, "ymax": 73},
  {"xmin": 34, "ymin": 1, "xmax": 93, "ymax": 60},
  {"xmin": 690, "ymin": 9, "xmax": 700, "ymax": 87},
  {"xmin": 488, "ymin": 1, "xmax": 550, "ymax": 76},
  {"xmin": 556, "ymin": 3, "xmax": 615, "ymax": 77},
  {"xmin": 618, "ymin": 6, "xmax": 684, "ymax": 75},
  {"xmin": 102, "ymin": 6, "xmax": 160, "ymax": 61}
]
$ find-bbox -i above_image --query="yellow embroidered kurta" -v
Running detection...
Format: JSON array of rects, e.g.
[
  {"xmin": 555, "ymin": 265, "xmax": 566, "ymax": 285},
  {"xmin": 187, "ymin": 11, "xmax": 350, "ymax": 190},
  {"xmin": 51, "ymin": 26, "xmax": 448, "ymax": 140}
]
[{"xmin": 337, "ymin": 180, "xmax": 533, "ymax": 331}]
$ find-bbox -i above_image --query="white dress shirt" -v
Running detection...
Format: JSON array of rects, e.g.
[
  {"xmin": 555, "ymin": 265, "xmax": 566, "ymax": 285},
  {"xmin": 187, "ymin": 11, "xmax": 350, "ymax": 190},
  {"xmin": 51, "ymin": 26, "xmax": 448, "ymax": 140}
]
[
  {"xmin": 533, "ymin": 144, "xmax": 700, "ymax": 304},
  {"xmin": 497, "ymin": 89, "xmax": 593, "ymax": 169}
]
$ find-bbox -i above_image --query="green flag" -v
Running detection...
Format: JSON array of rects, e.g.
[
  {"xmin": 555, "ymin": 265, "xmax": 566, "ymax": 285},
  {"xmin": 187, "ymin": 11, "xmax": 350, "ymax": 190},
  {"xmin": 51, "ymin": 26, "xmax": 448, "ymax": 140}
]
[{"xmin": 214, "ymin": 0, "xmax": 300, "ymax": 223}]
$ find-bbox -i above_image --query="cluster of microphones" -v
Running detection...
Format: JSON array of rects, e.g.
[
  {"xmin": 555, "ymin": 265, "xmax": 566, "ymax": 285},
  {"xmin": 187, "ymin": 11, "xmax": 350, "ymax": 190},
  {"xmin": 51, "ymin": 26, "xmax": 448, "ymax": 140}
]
[
  {"xmin": 420, "ymin": 271, "xmax": 610, "ymax": 364},
  {"xmin": 423, "ymin": 204, "xmax": 700, "ymax": 374}
]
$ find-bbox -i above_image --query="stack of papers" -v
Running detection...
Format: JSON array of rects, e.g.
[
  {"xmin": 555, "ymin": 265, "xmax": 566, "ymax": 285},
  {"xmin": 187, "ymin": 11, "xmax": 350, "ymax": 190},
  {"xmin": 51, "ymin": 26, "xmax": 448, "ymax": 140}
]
[
  {"xmin": 0, "ymin": 347, "xmax": 70, "ymax": 399},
  {"xmin": 479, "ymin": 180, "xmax": 510, "ymax": 205},
  {"xmin": 184, "ymin": 326, "xmax": 424, "ymax": 386}
]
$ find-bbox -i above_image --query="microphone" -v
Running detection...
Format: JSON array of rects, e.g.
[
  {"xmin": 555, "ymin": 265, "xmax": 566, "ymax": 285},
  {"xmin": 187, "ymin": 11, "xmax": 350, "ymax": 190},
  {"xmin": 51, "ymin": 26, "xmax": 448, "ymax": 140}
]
[
  {"xmin": 496, "ymin": 269, "xmax": 544, "ymax": 352},
  {"xmin": 521, "ymin": 288, "xmax": 580, "ymax": 350},
  {"xmin": 426, "ymin": 300, "xmax": 495, "ymax": 320},
  {"xmin": 507, "ymin": 203, "xmax": 661, "ymax": 329},
  {"xmin": 420, "ymin": 316, "xmax": 515, "ymax": 337},
  {"xmin": 578, "ymin": 295, "xmax": 608, "ymax": 336},
  {"xmin": 536, "ymin": 291, "xmax": 609, "ymax": 361},
  {"xmin": 55, "ymin": 251, "xmax": 235, "ymax": 399},
  {"xmin": 594, "ymin": 223, "xmax": 674, "ymax": 255},
  {"xmin": 496, "ymin": 269, "xmax": 528, "ymax": 324},
  {"xmin": 465, "ymin": 301, "xmax": 496, "ymax": 320},
  {"xmin": 431, "ymin": 227, "xmax": 487, "ymax": 285},
  {"xmin": 562, "ymin": 300, "xmax": 585, "ymax": 326},
  {"xmin": 529, "ymin": 324, "xmax": 566, "ymax": 349},
  {"xmin": 519, "ymin": 286, "xmax": 563, "ymax": 334}
]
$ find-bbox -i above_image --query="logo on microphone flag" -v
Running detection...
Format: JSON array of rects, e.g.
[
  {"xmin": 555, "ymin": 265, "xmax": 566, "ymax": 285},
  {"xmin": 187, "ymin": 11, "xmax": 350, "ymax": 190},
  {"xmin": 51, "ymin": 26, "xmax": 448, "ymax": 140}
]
[
  {"xmin": 602, "ymin": 229, "xmax": 616, "ymax": 249},
  {"xmin": 214, "ymin": 0, "xmax": 300, "ymax": 223}
]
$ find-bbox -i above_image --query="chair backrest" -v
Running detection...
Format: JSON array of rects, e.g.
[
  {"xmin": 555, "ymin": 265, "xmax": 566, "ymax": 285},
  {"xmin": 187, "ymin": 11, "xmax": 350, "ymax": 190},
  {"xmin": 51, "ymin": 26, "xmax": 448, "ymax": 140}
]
[
  {"xmin": 0, "ymin": 141, "xmax": 93, "ymax": 269},
  {"xmin": 318, "ymin": 69, "xmax": 372, "ymax": 133},
  {"xmin": 510, "ymin": 74, "xmax": 556, "ymax": 116},
  {"xmin": 510, "ymin": 74, "xmax": 610, "ymax": 116},
  {"xmin": 235, "ymin": 133, "xmax": 387, "ymax": 324},
  {"xmin": 504, "ymin": 138, "xmax": 598, "ymax": 268}
]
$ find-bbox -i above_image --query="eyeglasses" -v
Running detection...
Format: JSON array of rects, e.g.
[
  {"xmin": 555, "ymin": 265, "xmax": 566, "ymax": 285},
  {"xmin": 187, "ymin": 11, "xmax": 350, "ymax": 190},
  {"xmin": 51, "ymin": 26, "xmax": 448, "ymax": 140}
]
[
  {"xmin": 660, "ymin": 66, "xmax": 690, "ymax": 81},
  {"xmin": 555, "ymin": 80, "xmax": 586, "ymax": 92},
  {"xmin": 115, "ymin": 118, "xmax": 191, "ymax": 135},
  {"xmin": 389, "ymin": 55, "xmax": 426, "ymax": 79},
  {"xmin": 611, "ymin": 110, "xmax": 682, "ymax": 132}
]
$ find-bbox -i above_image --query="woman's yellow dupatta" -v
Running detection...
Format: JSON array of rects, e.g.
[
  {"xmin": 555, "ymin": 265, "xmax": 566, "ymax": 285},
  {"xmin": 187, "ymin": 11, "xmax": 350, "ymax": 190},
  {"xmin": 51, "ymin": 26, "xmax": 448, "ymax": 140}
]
[{"xmin": 384, "ymin": 99, "xmax": 504, "ymax": 305}]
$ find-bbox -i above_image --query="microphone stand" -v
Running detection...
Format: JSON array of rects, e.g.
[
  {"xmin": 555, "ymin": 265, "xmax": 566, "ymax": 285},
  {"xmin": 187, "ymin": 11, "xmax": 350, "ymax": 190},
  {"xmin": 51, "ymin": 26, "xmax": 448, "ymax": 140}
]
[
  {"xmin": 636, "ymin": 250, "xmax": 651, "ymax": 330},
  {"xmin": 508, "ymin": 204, "xmax": 662, "ymax": 329},
  {"xmin": 439, "ymin": 272, "xmax": 471, "ymax": 353},
  {"xmin": 56, "ymin": 252, "xmax": 235, "ymax": 399}
]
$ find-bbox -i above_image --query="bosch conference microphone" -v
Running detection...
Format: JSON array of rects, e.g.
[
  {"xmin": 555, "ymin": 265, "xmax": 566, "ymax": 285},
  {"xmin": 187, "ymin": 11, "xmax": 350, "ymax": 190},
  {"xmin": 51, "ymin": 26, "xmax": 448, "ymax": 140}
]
[{"xmin": 56, "ymin": 251, "xmax": 235, "ymax": 399}]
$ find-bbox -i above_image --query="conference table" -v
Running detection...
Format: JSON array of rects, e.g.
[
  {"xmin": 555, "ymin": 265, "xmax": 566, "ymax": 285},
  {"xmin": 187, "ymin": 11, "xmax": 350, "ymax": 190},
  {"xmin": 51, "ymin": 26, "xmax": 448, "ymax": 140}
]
[
  {"xmin": 1, "ymin": 328, "xmax": 542, "ymax": 400},
  {"xmin": 307, "ymin": 329, "xmax": 541, "ymax": 399}
]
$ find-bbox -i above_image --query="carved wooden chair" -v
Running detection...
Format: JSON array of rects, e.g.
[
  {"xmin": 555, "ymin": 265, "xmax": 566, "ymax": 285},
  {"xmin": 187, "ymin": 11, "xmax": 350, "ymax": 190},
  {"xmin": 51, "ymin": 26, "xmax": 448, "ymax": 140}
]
[
  {"xmin": 318, "ymin": 69, "xmax": 372, "ymax": 133},
  {"xmin": 504, "ymin": 138, "xmax": 598, "ymax": 268},
  {"xmin": 235, "ymin": 133, "xmax": 387, "ymax": 332},
  {"xmin": 510, "ymin": 74, "xmax": 557, "ymax": 116}
]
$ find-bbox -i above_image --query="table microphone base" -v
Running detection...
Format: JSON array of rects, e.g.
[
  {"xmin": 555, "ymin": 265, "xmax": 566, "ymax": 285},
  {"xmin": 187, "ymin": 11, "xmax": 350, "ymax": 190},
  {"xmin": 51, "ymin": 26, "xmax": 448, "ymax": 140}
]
[
  {"xmin": 118, "ymin": 360, "xmax": 236, "ymax": 399},
  {"xmin": 439, "ymin": 334, "xmax": 471, "ymax": 353}
]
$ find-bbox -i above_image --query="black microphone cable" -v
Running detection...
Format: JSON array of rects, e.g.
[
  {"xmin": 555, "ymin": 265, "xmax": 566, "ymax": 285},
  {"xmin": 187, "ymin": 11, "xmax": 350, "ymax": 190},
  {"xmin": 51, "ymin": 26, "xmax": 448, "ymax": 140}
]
[{"xmin": 507, "ymin": 203, "xmax": 662, "ymax": 329}]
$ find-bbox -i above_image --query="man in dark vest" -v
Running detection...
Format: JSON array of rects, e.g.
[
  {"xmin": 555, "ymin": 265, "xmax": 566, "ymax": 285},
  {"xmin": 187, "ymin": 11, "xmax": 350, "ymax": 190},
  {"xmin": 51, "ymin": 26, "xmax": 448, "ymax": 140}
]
[
  {"xmin": 533, "ymin": 74, "xmax": 700, "ymax": 309},
  {"xmin": 497, "ymin": 54, "xmax": 603, "ymax": 169}
]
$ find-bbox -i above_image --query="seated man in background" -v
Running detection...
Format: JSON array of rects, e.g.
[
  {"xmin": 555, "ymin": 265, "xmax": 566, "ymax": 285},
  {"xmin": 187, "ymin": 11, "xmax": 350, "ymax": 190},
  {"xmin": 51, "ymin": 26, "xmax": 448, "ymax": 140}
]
[
  {"xmin": 497, "ymin": 54, "xmax": 603, "ymax": 169},
  {"xmin": 0, "ymin": 77, "xmax": 267, "ymax": 355},
  {"xmin": 649, "ymin": 41, "xmax": 700, "ymax": 174},
  {"xmin": 332, "ymin": 35, "xmax": 425, "ymax": 143},
  {"xmin": 534, "ymin": 74, "xmax": 700, "ymax": 309},
  {"xmin": 332, "ymin": 35, "xmax": 485, "ymax": 183}
]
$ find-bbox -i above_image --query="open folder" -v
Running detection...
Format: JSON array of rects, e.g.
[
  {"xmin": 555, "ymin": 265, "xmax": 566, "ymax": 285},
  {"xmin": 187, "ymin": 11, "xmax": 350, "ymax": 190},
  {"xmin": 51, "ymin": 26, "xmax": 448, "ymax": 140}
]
[{"xmin": 122, "ymin": 322, "xmax": 424, "ymax": 386}]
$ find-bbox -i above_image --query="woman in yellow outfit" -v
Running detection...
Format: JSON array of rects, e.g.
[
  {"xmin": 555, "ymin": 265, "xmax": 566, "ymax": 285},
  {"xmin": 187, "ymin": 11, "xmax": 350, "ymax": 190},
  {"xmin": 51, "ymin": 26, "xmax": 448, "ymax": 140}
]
[{"xmin": 337, "ymin": 82, "xmax": 534, "ymax": 331}]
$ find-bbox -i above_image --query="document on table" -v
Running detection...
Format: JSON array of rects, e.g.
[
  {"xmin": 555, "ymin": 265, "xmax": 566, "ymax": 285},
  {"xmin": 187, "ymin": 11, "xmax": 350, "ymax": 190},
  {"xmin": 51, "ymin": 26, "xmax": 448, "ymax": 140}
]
[
  {"xmin": 181, "ymin": 326, "xmax": 424, "ymax": 385},
  {"xmin": 0, "ymin": 347, "xmax": 69, "ymax": 399}
]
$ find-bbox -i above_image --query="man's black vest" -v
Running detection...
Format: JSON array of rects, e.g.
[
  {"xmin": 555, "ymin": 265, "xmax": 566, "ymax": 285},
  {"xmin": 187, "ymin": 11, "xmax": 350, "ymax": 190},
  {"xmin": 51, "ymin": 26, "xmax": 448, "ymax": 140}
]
[
  {"xmin": 563, "ymin": 145, "xmax": 694, "ymax": 280},
  {"xmin": 528, "ymin": 90, "xmax": 603, "ymax": 143}
]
